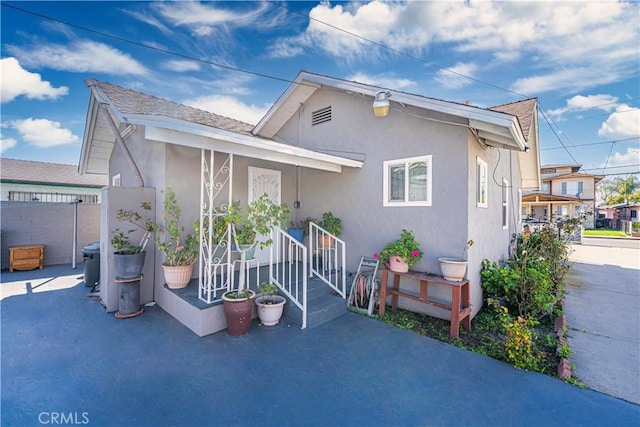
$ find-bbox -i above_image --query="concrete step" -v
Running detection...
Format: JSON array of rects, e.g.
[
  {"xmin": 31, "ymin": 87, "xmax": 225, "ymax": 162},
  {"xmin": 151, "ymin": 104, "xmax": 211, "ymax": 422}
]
[{"xmin": 282, "ymin": 276, "xmax": 347, "ymax": 329}]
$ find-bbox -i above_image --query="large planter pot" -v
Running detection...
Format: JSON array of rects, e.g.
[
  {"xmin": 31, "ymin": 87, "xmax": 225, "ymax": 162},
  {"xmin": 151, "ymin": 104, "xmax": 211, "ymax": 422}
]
[
  {"xmin": 255, "ymin": 295, "xmax": 286, "ymax": 326},
  {"xmin": 288, "ymin": 228, "xmax": 304, "ymax": 243},
  {"xmin": 162, "ymin": 263, "xmax": 195, "ymax": 289},
  {"xmin": 321, "ymin": 235, "xmax": 335, "ymax": 249},
  {"xmin": 113, "ymin": 251, "xmax": 146, "ymax": 279},
  {"xmin": 389, "ymin": 255, "xmax": 409, "ymax": 273},
  {"xmin": 232, "ymin": 244, "xmax": 256, "ymax": 260},
  {"xmin": 222, "ymin": 290, "xmax": 256, "ymax": 336},
  {"xmin": 438, "ymin": 258, "xmax": 468, "ymax": 282}
]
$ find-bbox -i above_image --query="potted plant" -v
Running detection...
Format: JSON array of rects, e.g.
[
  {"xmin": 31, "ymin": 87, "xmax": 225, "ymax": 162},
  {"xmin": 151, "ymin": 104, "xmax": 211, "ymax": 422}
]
[
  {"xmin": 439, "ymin": 239, "xmax": 474, "ymax": 282},
  {"xmin": 374, "ymin": 229, "xmax": 423, "ymax": 273},
  {"xmin": 156, "ymin": 188, "xmax": 199, "ymax": 289},
  {"xmin": 288, "ymin": 216, "xmax": 316, "ymax": 243},
  {"xmin": 319, "ymin": 211, "xmax": 341, "ymax": 248},
  {"xmin": 255, "ymin": 281, "xmax": 286, "ymax": 326},
  {"xmin": 222, "ymin": 193, "xmax": 289, "ymax": 336},
  {"xmin": 110, "ymin": 201, "xmax": 158, "ymax": 279}
]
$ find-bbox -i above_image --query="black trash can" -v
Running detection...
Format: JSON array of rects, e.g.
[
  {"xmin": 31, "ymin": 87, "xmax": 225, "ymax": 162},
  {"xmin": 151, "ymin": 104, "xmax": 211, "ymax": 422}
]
[{"xmin": 82, "ymin": 242, "xmax": 101, "ymax": 288}]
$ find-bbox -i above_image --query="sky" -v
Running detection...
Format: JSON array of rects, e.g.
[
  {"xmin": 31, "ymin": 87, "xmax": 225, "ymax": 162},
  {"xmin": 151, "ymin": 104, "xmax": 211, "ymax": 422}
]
[{"xmin": 1, "ymin": 1, "xmax": 639, "ymax": 177}]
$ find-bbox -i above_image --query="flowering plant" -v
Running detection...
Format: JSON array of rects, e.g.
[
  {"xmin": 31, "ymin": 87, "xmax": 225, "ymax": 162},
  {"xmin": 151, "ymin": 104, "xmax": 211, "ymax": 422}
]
[
  {"xmin": 374, "ymin": 229, "xmax": 423, "ymax": 269},
  {"xmin": 156, "ymin": 188, "xmax": 199, "ymax": 266},
  {"xmin": 110, "ymin": 201, "xmax": 158, "ymax": 254}
]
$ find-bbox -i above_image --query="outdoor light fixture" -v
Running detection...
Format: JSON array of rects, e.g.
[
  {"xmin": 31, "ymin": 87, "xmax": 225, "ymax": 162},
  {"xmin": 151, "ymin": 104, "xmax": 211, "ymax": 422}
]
[{"xmin": 373, "ymin": 90, "xmax": 391, "ymax": 117}]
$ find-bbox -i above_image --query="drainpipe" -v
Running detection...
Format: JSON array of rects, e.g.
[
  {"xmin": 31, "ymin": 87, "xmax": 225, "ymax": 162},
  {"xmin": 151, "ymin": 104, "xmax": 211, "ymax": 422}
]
[{"xmin": 99, "ymin": 103, "xmax": 144, "ymax": 187}]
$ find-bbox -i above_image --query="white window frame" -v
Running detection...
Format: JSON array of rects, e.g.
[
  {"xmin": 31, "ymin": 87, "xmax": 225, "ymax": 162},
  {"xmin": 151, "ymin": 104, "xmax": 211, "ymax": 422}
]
[
  {"xmin": 383, "ymin": 155, "xmax": 432, "ymax": 207},
  {"xmin": 502, "ymin": 178, "xmax": 509, "ymax": 229},
  {"xmin": 477, "ymin": 157, "xmax": 488, "ymax": 208}
]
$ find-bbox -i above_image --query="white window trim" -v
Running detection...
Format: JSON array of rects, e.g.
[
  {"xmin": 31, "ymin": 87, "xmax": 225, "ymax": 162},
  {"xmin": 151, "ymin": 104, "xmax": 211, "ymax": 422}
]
[
  {"xmin": 477, "ymin": 157, "xmax": 488, "ymax": 208},
  {"xmin": 502, "ymin": 178, "xmax": 509, "ymax": 230},
  {"xmin": 383, "ymin": 155, "xmax": 432, "ymax": 207}
]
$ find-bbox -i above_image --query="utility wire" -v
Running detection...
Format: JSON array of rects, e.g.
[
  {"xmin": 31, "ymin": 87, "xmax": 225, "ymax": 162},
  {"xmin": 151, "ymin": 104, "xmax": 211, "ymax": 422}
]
[
  {"xmin": 541, "ymin": 137, "xmax": 639, "ymax": 151},
  {"xmin": 537, "ymin": 107, "xmax": 580, "ymax": 164}
]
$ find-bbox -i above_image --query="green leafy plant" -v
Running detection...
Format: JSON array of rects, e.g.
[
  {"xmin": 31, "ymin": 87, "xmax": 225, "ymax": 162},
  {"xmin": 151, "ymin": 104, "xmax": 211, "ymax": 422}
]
[
  {"xmin": 226, "ymin": 193, "xmax": 290, "ymax": 248},
  {"xmin": 488, "ymin": 298, "xmax": 542, "ymax": 371},
  {"xmin": 374, "ymin": 229, "xmax": 423, "ymax": 268},
  {"xmin": 320, "ymin": 211, "xmax": 342, "ymax": 236},
  {"xmin": 224, "ymin": 289, "xmax": 253, "ymax": 300},
  {"xmin": 155, "ymin": 188, "xmax": 199, "ymax": 266},
  {"xmin": 258, "ymin": 281, "xmax": 280, "ymax": 304},
  {"xmin": 111, "ymin": 201, "xmax": 158, "ymax": 254}
]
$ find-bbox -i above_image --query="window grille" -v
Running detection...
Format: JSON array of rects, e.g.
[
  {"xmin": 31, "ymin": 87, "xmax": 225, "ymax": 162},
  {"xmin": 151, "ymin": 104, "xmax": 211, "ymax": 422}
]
[{"xmin": 8, "ymin": 191, "xmax": 98, "ymax": 203}]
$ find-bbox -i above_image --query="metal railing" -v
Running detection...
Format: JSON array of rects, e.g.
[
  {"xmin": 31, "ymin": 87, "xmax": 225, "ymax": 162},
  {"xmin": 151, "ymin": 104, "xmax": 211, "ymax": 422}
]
[
  {"xmin": 270, "ymin": 227, "xmax": 308, "ymax": 328},
  {"xmin": 309, "ymin": 222, "xmax": 346, "ymax": 298}
]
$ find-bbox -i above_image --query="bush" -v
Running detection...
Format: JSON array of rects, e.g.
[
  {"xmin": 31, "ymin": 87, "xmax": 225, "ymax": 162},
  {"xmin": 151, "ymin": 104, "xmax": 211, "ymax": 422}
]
[{"xmin": 633, "ymin": 222, "xmax": 640, "ymax": 232}]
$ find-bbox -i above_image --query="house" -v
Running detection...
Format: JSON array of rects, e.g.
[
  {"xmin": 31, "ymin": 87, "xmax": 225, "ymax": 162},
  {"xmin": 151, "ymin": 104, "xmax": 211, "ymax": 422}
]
[
  {"xmin": 521, "ymin": 164, "xmax": 603, "ymax": 228},
  {"xmin": 0, "ymin": 158, "xmax": 106, "ymax": 203},
  {"xmin": 79, "ymin": 71, "xmax": 539, "ymax": 335},
  {"xmin": 598, "ymin": 202, "xmax": 640, "ymax": 231},
  {"xmin": 0, "ymin": 158, "xmax": 106, "ymax": 268}
]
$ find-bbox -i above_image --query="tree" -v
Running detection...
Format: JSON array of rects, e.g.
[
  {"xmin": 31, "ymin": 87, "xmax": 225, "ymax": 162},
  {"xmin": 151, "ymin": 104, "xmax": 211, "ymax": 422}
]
[
  {"xmin": 600, "ymin": 175, "xmax": 640, "ymax": 205},
  {"xmin": 615, "ymin": 175, "xmax": 639, "ymax": 204}
]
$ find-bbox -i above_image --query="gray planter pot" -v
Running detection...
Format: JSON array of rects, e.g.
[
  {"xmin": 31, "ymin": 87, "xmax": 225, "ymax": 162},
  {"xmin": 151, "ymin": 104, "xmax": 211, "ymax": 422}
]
[{"xmin": 113, "ymin": 251, "xmax": 146, "ymax": 279}]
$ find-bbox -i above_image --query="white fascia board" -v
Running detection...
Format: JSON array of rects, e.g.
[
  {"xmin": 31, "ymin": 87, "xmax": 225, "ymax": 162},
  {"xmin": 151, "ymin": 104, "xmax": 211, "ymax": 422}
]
[{"xmin": 135, "ymin": 115, "xmax": 363, "ymax": 172}]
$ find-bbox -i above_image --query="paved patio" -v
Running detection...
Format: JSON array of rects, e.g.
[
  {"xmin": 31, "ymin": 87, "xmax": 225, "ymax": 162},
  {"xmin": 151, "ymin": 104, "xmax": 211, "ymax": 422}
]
[{"xmin": 1, "ymin": 264, "xmax": 639, "ymax": 426}]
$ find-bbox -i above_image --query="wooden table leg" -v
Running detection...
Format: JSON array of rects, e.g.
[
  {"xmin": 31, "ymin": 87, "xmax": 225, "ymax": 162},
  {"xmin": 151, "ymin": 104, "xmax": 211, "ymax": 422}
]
[
  {"xmin": 450, "ymin": 286, "xmax": 461, "ymax": 338},
  {"xmin": 379, "ymin": 269, "xmax": 389, "ymax": 316},
  {"xmin": 391, "ymin": 273, "xmax": 400, "ymax": 310},
  {"xmin": 462, "ymin": 281, "xmax": 471, "ymax": 331}
]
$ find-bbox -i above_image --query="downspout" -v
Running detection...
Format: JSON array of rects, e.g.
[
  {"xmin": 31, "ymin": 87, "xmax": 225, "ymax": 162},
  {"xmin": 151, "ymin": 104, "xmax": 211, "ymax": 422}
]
[{"xmin": 99, "ymin": 103, "xmax": 145, "ymax": 187}]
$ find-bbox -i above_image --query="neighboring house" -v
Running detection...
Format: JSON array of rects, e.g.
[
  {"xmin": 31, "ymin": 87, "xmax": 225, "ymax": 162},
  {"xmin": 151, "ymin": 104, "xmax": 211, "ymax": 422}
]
[
  {"xmin": 0, "ymin": 158, "xmax": 107, "ymax": 268},
  {"xmin": 598, "ymin": 203, "xmax": 640, "ymax": 230},
  {"xmin": 0, "ymin": 158, "xmax": 106, "ymax": 203},
  {"xmin": 79, "ymin": 71, "xmax": 539, "ymax": 335},
  {"xmin": 521, "ymin": 164, "xmax": 603, "ymax": 228}
]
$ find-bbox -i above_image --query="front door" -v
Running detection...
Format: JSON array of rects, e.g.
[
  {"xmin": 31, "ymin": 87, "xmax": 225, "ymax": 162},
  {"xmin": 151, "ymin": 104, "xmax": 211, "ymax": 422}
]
[{"xmin": 248, "ymin": 167, "xmax": 281, "ymax": 265}]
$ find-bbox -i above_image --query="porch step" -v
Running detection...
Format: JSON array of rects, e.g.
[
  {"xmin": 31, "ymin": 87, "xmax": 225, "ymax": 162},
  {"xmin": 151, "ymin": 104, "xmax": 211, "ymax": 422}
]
[{"xmin": 282, "ymin": 276, "xmax": 347, "ymax": 329}]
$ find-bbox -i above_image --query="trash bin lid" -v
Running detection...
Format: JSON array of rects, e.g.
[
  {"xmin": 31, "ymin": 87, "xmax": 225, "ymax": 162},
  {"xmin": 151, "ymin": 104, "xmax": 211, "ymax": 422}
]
[{"xmin": 82, "ymin": 242, "xmax": 101, "ymax": 255}]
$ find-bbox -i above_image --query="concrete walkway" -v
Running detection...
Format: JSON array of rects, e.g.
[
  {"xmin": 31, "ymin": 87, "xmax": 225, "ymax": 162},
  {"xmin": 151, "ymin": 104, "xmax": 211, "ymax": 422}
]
[
  {"xmin": 1, "ymin": 265, "xmax": 639, "ymax": 426},
  {"xmin": 565, "ymin": 243, "xmax": 640, "ymax": 405}
]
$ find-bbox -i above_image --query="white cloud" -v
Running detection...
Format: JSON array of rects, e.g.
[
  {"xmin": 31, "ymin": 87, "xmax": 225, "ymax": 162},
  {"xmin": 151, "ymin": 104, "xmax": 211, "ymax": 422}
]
[
  {"xmin": 547, "ymin": 94, "xmax": 619, "ymax": 119},
  {"xmin": 346, "ymin": 72, "xmax": 416, "ymax": 90},
  {"xmin": 598, "ymin": 106, "xmax": 640, "ymax": 139},
  {"xmin": 162, "ymin": 60, "xmax": 201, "ymax": 72},
  {"xmin": 7, "ymin": 118, "xmax": 79, "ymax": 148},
  {"xmin": 183, "ymin": 95, "xmax": 269, "ymax": 125},
  {"xmin": 602, "ymin": 147, "xmax": 640, "ymax": 172},
  {"xmin": 434, "ymin": 62, "xmax": 478, "ymax": 89},
  {"xmin": 278, "ymin": 1, "xmax": 638, "ymax": 94},
  {"xmin": 1, "ymin": 58, "xmax": 68, "ymax": 103},
  {"xmin": 7, "ymin": 41, "xmax": 149, "ymax": 76},
  {"xmin": 1, "ymin": 137, "xmax": 17, "ymax": 153}
]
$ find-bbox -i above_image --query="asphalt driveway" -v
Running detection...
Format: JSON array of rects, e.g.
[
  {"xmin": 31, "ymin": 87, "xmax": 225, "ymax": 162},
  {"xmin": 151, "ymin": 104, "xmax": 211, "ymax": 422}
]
[{"xmin": 565, "ymin": 243, "xmax": 640, "ymax": 404}]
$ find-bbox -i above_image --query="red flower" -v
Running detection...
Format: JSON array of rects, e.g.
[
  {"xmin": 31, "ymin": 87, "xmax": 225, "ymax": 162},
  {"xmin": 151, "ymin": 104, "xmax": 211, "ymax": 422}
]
[
  {"xmin": 373, "ymin": 253, "xmax": 380, "ymax": 259},
  {"xmin": 411, "ymin": 250, "xmax": 420, "ymax": 257}
]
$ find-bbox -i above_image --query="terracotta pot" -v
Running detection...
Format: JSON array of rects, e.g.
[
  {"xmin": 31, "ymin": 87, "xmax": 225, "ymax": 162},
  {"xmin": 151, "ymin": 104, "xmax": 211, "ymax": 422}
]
[
  {"xmin": 222, "ymin": 290, "xmax": 256, "ymax": 336},
  {"xmin": 389, "ymin": 255, "xmax": 409, "ymax": 273},
  {"xmin": 321, "ymin": 235, "xmax": 335, "ymax": 249},
  {"xmin": 162, "ymin": 263, "xmax": 194, "ymax": 289}
]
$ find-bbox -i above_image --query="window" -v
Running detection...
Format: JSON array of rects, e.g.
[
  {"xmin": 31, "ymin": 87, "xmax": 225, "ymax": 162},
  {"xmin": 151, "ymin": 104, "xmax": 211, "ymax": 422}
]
[
  {"xmin": 502, "ymin": 178, "xmax": 509, "ymax": 229},
  {"xmin": 383, "ymin": 155, "xmax": 432, "ymax": 207},
  {"xmin": 477, "ymin": 157, "xmax": 488, "ymax": 208},
  {"xmin": 631, "ymin": 210, "xmax": 637, "ymax": 219},
  {"xmin": 561, "ymin": 181, "xmax": 583, "ymax": 197},
  {"xmin": 541, "ymin": 183, "xmax": 549, "ymax": 193}
]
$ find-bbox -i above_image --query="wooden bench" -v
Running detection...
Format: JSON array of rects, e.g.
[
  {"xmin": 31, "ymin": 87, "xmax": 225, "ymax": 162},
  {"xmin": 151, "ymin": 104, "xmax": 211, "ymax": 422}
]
[
  {"xmin": 9, "ymin": 245, "xmax": 44, "ymax": 272},
  {"xmin": 378, "ymin": 269, "xmax": 471, "ymax": 338}
]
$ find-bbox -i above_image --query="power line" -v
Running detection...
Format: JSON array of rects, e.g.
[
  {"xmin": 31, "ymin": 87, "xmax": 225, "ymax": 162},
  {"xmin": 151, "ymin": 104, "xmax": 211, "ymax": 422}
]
[
  {"xmin": 541, "ymin": 137, "xmax": 639, "ymax": 151},
  {"xmin": 537, "ymin": 107, "xmax": 580, "ymax": 164},
  {"xmin": 582, "ymin": 164, "xmax": 640, "ymax": 172}
]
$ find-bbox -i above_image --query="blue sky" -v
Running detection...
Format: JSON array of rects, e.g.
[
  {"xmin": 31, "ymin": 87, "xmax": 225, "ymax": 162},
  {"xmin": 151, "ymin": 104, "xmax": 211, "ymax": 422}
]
[{"xmin": 1, "ymin": 1, "xmax": 639, "ymax": 176}]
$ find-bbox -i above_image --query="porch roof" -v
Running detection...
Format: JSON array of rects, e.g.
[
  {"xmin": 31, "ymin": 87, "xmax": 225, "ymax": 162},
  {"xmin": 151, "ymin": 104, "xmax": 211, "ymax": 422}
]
[
  {"xmin": 79, "ymin": 79, "xmax": 363, "ymax": 176},
  {"xmin": 522, "ymin": 193, "xmax": 583, "ymax": 203}
]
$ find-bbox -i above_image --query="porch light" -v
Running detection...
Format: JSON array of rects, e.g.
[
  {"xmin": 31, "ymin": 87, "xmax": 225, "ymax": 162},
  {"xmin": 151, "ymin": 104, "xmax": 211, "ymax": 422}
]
[{"xmin": 373, "ymin": 90, "xmax": 391, "ymax": 117}]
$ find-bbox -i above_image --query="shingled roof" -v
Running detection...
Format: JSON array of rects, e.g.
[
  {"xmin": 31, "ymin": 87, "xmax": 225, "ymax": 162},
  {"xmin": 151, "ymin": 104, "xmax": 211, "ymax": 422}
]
[
  {"xmin": 91, "ymin": 80, "xmax": 255, "ymax": 136},
  {"xmin": 490, "ymin": 98, "xmax": 537, "ymax": 142},
  {"xmin": 0, "ymin": 158, "xmax": 107, "ymax": 187}
]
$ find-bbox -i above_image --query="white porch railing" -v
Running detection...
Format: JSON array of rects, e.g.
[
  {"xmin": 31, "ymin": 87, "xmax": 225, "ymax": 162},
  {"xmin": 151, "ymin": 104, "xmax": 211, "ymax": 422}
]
[
  {"xmin": 309, "ymin": 222, "xmax": 346, "ymax": 298},
  {"xmin": 270, "ymin": 228, "xmax": 308, "ymax": 328}
]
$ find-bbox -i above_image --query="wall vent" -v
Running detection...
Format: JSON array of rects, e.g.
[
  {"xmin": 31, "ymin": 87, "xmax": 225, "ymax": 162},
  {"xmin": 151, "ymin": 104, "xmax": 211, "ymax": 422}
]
[{"xmin": 311, "ymin": 106, "xmax": 332, "ymax": 126}]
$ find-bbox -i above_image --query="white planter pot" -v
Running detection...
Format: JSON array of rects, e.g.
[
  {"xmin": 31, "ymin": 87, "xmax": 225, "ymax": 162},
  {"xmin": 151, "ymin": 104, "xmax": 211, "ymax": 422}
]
[
  {"xmin": 438, "ymin": 258, "xmax": 468, "ymax": 282},
  {"xmin": 255, "ymin": 295, "xmax": 286, "ymax": 326}
]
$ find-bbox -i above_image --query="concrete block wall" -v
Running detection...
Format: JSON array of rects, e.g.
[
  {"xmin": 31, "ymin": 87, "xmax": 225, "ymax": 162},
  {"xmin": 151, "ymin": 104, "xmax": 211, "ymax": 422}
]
[{"xmin": 1, "ymin": 202, "xmax": 101, "ymax": 270}]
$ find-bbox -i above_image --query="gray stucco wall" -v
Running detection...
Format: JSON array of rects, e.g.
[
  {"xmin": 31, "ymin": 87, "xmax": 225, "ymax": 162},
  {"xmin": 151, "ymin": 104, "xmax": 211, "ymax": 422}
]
[{"xmin": 1, "ymin": 202, "xmax": 102, "ymax": 270}]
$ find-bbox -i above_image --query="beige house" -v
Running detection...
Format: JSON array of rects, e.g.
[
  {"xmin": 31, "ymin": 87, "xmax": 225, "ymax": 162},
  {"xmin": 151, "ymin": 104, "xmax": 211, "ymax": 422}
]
[{"xmin": 522, "ymin": 164, "xmax": 603, "ymax": 228}]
